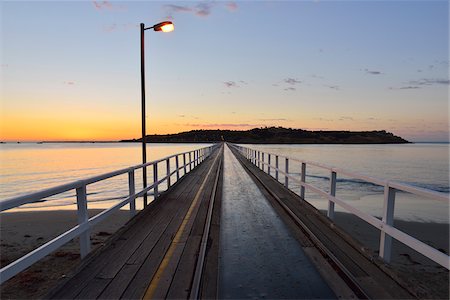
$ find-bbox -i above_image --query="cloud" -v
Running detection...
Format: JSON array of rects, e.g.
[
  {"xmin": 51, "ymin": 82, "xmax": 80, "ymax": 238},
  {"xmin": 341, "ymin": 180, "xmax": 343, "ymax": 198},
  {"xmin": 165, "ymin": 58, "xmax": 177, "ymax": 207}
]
[
  {"xmin": 324, "ymin": 85, "xmax": 340, "ymax": 90},
  {"xmin": 164, "ymin": 2, "xmax": 237, "ymax": 18},
  {"xmin": 314, "ymin": 117, "xmax": 333, "ymax": 122},
  {"xmin": 239, "ymin": 80, "xmax": 248, "ymax": 85},
  {"xmin": 103, "ymin": 23, "xmax": 136, "ymax": 33},
  {"xmin": 224, "ymin": 81, "xmax": 239, "ymax": 88},
  {"xmin": 364, "ymin": 69, "xmax": 383, "ymax": 75},
  {"xmin": 284, "ymin": 87, "xmax": 296, "ymax": 91},
  {"xmin": 388, "ymin": 77, "xmax": 450, "ymax": 89},
  {"xmin": 388, "ymin": 86, "xmax": 421, "ymax": 90},
  {"xmin": 225, "ymin": 2, "xmax": 238, "ymax": 12},
  {"xmin": 63, "ymin": 81, "xmax": 75, "ymax": 85},
  {"xmin": 92, "ymin": 1, "xmax": 113, "ymax": 10},
  {"xmin": 178, "ymin": 115, "xmax": 186, "ymax": 118},
  {"xmin": 284, "ymin": 78, "xmax": 302, "ymax": 85}
]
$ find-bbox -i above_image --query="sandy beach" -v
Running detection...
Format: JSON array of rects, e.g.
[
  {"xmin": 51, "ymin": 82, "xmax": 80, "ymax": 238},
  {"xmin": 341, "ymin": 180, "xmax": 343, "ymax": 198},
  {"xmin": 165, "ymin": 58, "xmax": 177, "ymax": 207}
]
[
  {"xmin": 0, "ymin": 209, "xmax": 131, "ymax": 299},
  {"xmin": 0, "ymin": 208, "xmax": 448, "ymax": 299}
]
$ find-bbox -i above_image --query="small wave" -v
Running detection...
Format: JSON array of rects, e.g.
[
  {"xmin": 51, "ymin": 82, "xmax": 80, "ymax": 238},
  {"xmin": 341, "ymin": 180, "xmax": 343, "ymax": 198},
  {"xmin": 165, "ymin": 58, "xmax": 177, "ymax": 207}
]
[{"xmin": 400, "ymin": 182, "xmax": 449, "ymax": 194}]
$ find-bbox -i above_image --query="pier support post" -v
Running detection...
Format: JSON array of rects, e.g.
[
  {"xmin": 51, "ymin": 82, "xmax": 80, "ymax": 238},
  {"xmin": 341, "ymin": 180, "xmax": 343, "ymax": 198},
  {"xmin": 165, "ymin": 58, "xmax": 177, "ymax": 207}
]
[
  {"xmin": 285, "ymin": 158, "xmax": 289, "ymax": 188},
  {"xmin": 128, "ymin": 169, "xmax": 136, "ymax": 217},
  {"xmin": 327, "ymin": 171, "xmax": 336, "ymax": 219},
  {"xmin": 300, "ymin": 163, "xmax": 306, "ymax": 199},
  {"xmin": 183, "ymin": 153, "xmax": 187, "ymax": 175},
  {"xmin": 76, "ymin": 185, "xmax": 91, "ymax": 258},
  {"xmin": 153, "ymin": 163, "xmax": 159, "ymax": 200},
  {"xmin": 380, "ymin": 186, "xmax": 396, "ymax": 263},
  {"xmin": 268, "ymin": 154, "xmax": 271, "ymax": 175}
]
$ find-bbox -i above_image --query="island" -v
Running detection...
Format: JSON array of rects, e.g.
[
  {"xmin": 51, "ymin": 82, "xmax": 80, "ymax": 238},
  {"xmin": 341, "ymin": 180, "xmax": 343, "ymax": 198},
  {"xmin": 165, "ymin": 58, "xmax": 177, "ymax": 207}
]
[{"xmin": 120, "ymin": 127, "xmax": 409, "ymax": 144}]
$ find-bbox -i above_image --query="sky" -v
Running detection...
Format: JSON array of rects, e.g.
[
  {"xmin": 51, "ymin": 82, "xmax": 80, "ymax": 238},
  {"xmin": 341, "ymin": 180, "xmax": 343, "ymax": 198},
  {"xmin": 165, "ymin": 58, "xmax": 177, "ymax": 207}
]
[{"xmin": 1, "ymin": 0, "xmax": 449, "ymax": 142}]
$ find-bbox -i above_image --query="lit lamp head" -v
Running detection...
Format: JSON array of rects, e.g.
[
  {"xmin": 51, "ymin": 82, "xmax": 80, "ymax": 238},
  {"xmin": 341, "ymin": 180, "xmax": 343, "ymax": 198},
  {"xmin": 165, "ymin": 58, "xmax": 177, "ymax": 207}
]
[{"xmin": 153, "ymin": 21, "xmax": 174, "ymax": 33}]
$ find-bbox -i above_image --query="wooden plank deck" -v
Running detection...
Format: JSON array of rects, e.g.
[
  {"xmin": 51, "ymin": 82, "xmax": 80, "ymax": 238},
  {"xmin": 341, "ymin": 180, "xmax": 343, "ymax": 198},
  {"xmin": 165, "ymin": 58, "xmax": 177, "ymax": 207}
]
[
  {"xmin": 229, "ymin": 144, "xmax": 417, "ymax": 300},
  {"xmin": 47, "ymin": 145, "xmax": 223, "ymax": 300}
]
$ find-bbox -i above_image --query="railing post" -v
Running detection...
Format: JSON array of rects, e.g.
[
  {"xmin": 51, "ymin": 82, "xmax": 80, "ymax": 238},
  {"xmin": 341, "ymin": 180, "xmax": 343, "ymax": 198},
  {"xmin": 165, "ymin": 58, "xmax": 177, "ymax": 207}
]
[
  {"xmin": 194, "ymin": 151, "xmax": 197, "ymax": 168},
  {"xmin": 128, "ymin": 169, "xmax": 136, "ymax": 217},
  {"xmin": 268, "ymin": 154, "xmax": 271, "ymax": 175},
  {"xmin": 175, "ymin": 155, "xmax": 180, "ymax": 181},
  {"xmin": 153, "ymin": 163, "xmax": 159, "ymax": 200},
  {"xmin": 275, "ymin": 155, "xmax": 279, "ymax": 180},
  {"xmin": 285, "ymin": 158, "xmax": 289, "ymax": 188},
  {"xmin": 328, "ymin": 171, "xmax": 336, "ymax": 220},
  {"xmin": 262, "ymin": 152, "xmax": 265, "ymax": 172},
  {"xmin": 300, "ymin": 163, "xmax": 306, "ymax": 199},
  {"xmin": 189, "ymin": 152, "xmax": 192, "ymax": 171},
  {"xmin": 183, "ymin": 153, "xmax": 187, "ymax": 175},
  {"xmin": 76, "ymin": 184, "xmax": 91, "ymax": 258},
  {"xmin": 257, "ymin": 151, "xmax": 260, "ymax": 168},
  {"xmin": 379, "ymin": 185, "xmax": 396, "ymax": 263},
  {"xmin": 166, "ymin": 158, "xmax": 171, "ymax": 189}
]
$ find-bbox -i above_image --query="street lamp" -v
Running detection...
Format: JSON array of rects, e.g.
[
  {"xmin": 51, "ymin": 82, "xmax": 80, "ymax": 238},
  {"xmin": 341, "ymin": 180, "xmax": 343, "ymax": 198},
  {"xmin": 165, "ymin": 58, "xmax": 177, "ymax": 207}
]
[{"xmin": 140, "ymin": 21, "xmax": 174, "ymax": 206}]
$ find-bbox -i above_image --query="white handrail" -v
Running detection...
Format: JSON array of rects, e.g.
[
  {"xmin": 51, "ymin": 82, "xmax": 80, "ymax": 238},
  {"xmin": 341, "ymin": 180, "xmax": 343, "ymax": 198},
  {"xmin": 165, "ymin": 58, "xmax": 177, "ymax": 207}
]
[
  {"xmin": 0, "ymin": 144, "xmax": 219, "ymax": 284},
  {"xmin": 230, "ymin": 143, "xmax": 450, "ymax": 270}
]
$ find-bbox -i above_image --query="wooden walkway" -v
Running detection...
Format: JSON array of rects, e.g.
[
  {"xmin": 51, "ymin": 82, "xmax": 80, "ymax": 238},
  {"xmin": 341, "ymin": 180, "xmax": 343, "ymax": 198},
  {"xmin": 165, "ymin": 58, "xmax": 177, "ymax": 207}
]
[
  {"xmin": 46, "ymin": 142, "xmax": 418, "ymax": 299},
  {"xmin": 48, "ymin": 146, "xmax": 223, "ymax": 300}
]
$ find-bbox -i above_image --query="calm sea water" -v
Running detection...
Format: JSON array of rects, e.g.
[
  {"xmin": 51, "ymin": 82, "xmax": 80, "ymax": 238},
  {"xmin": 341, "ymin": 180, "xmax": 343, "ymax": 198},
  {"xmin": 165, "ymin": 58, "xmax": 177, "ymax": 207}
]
[
  {"xmin": 0, "ymin": 143, "xmax": 210, "ymax": 211},
  {"xmin": 244, "ymin": 143, "xmax": 449, "ymax": 223},
  {"xmin": 0, "ymin": 142, "xmax": 448, "ymax": 223}
]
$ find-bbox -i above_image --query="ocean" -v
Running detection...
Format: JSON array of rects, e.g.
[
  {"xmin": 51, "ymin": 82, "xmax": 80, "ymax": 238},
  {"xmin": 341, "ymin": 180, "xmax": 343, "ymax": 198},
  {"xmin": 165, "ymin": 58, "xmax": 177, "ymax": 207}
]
[{"xmin": 0, "ymin": 142, "xmax": 448, "ymax": 223}]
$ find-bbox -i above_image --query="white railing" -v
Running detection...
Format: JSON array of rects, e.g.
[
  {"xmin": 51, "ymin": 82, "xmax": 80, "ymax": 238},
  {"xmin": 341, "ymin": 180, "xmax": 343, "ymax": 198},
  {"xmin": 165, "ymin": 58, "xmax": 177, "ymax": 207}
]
[
  {"xmin": 0, "ymin": 144, "xmax": 219, "ymax": 284},
  {"xmin": 230, "ymin": 143, "xmax": 450, "ymax": 270}
]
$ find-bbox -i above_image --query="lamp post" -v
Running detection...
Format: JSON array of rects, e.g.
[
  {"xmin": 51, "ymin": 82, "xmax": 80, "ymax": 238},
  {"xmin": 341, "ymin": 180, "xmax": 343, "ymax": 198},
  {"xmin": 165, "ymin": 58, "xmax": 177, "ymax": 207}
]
[{"xmin": 140, "ymin": 21, "xmax": 174, "ymax": 206}]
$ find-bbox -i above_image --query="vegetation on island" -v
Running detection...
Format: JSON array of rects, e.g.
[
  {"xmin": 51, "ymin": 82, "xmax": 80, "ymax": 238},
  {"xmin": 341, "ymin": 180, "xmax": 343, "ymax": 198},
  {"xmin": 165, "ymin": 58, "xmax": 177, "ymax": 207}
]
[{"xmin": 120, "ymin": 127, "xmax": 409, "ymax": 144}]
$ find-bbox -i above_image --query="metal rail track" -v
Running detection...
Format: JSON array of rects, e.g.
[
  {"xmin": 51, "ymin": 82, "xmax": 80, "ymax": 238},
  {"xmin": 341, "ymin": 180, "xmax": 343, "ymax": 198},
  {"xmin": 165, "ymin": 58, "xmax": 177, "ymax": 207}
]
[{"xmin": 189, "ymin": 145, "xmax": 223, "ymax": 299}]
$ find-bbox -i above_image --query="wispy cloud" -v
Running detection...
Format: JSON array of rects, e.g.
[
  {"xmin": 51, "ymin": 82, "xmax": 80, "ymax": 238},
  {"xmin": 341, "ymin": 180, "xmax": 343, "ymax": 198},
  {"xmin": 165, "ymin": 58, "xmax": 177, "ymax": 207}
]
[
  {"xmin": 284, "ymin": 87, "xmax": 296, "ymax": 91},
  {"xmin": 388, "ymin": 86, "xmax": 421, "ymax": 90},
  {"xmin": 364, "ymin": 69, "xmax": 383, "ymax": 75},
  {"xmin": 63, "ymin": 81, "xmax": 75, "ymax": 85},
  {"xmin": 178, "ymin": 114, "xmax": 186, "ymax": 118},
  {"xmin": 92, "ymin": 1, "xmax": 125, "ymax": 11},
  {"xmin": 324, "ymin": 84, "xmax": 340, "ymax": 90},
  {"xmin": 102, "ymin": 23, "xmax": 136, "ymax": 33},
  {"xmin": 225, "ymin": 2, "xmax": 238, "ymax": 12},
  {"xmin": 224, "ymin": 81, "xmax": 239, "ymax": 88},
  {"xmin": 92, "ymin": 1, "xmax": 112, "ymax": 10},
  {"xmin": 284, "ymin": 78, "xmax": 302, "ymax": 85},
  {"xmin": 408, "ymin": 78, "xmax": 450, "ymax": 86},
  {"xmin": 164, "ymin": 2, "xmax": 237, "ymax": 18}
]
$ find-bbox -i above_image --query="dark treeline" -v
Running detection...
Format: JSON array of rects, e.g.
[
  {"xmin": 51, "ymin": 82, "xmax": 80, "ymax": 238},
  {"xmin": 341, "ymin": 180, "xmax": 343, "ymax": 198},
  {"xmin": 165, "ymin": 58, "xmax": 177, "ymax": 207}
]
[{"xmin": 120, "ymin": 127, "xmax": 409, "ymax": 144}]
